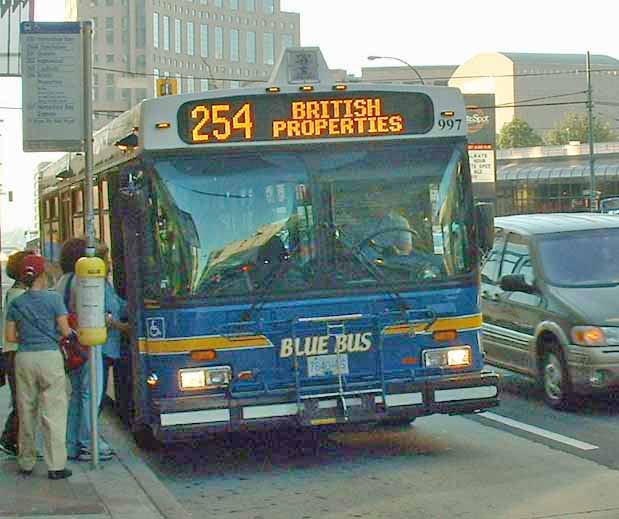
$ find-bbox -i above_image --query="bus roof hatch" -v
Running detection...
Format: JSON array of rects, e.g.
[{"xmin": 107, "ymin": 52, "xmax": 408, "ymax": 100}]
[{"xmin": 268, "ymin": 47, "xmax": 334, "ymax": 86}]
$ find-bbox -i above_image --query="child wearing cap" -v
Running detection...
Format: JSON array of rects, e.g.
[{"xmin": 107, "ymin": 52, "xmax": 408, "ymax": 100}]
[{"xmin": 4, "ymin": 254, "xmax": 73, "ymax": 480}]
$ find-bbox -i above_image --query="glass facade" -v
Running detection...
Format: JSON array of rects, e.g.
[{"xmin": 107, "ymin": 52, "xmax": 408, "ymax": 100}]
[
  {"xmin": 105, "ymin": 17, "xmax": 114, "ymax": 45},
  {"xmin": 200, "ymin": 24, "xmax": 208, "ymax": 58},
  {"xmin": 263, "ymin": 32, "xmax": 274, "ymax": 65},
  {"xmin": 77, "ymin": 0, "xmax": 299, "ymax": 128},
  {"xmin": 187, "ymin": 21, "xmax": 195, "ymax": 56},
  {"xmin": 163, "ymin": 15, "xmax": 170, "ymax": 51},
  {"xmin": 496, "ymin": 174, "xmax": 619, "ymax": 216},
  {"xmin": 282, "ymin": 32, "xmax": 293, "ymax": 49},
  {"xmin": 230, "ymin": 29, "xmax": 239, "ymax": 62},
  {"xmin": 175, "ymin": 18, "xmax": 182, "ymax": 53},
  {"xmin": 215, "ymin": 26, "xmax": 224, "ymax": 59},
  {"xmin": 246, "ymin": 30, "xmax": 255, "ymax": 63}
]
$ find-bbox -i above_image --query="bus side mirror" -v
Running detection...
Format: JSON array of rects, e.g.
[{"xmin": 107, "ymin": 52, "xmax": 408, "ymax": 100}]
[{"xmin": 475, "ymin": 202, "xmax": 494, "ymax": 254}]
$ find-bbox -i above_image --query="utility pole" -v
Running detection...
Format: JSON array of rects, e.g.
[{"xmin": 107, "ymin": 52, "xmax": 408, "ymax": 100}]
[{"xmin": 586, "ymin": 51, "xmax": 596, "ymax": 211}]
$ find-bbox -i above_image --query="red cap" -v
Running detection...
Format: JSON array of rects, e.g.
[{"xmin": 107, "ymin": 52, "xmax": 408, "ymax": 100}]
[{"xmin": 21, "ymin": 255, "xmax": 46, "ymax": 280}]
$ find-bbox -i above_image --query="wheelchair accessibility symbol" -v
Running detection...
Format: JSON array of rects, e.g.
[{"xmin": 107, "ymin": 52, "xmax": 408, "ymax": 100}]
[{"xmin": 146, "ymin": 318, "xmax": 165, "ymax": 339}]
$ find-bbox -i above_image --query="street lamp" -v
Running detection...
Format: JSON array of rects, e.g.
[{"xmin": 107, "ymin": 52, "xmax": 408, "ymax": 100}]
[
  {"xmin": 367, "ymin": 55, "xmax": 425, "ymax": 85},
  {"xmin": 201, "ymin": 59, "xmax": 219, "ymax": 89}
]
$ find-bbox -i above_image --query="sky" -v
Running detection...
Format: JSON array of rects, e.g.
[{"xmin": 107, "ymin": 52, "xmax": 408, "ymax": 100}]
[{"xmin": 1, "ymin": 0, "xmax": 618, "ymax": 232}]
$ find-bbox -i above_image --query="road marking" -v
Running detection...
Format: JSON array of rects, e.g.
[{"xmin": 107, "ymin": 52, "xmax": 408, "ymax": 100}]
[{"xmin": 479, "ymin": 412, "xmax": 599, "ymax": 451}]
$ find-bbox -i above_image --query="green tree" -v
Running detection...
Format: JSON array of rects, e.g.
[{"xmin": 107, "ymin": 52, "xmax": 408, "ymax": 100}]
[
  {"xmin": 546, "ymin": 112, "xmax": 615, "ymax": 145},
  {"xmin": 497, "ymin": 118, "xmax": 544, "ymax": 148}
]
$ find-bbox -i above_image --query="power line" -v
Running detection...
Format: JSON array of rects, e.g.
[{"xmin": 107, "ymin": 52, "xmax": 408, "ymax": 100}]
[
  {"xmin": 96, "ymin": 64, "xmax": 619, "ymax": 84},
  {"xmin": 476, "ymin": 101, "xmax": 588, "ymax": 110},
  {"xmin": 367, "ymin": 67, "xmax": 619, "ymax": 83},
  {"xmin": 488, "ymin": 91, "xmax": 587, "ymax": 108},
  {"xmin": 511, "ymin": 90, "xmax": 587, "ymax": 103},
  {"xmin": 92, "ymin": 65, "xmax": 268, "ymax": 83}
]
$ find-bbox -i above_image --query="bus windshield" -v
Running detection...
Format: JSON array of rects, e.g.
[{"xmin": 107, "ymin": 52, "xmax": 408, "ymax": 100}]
[{"xmin": 144, "ymin": 140, "xmax": 475, "ymax": 300}]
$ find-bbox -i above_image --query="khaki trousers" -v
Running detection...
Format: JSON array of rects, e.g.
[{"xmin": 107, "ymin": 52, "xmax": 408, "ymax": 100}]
[{"xmin": 15, "ymin": 350, "xmax": 68, "ymax": 472}]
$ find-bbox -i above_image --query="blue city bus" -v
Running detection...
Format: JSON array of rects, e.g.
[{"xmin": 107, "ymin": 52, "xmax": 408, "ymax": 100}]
[{"xmin": 39, "ymin": 48, "xmax": 498, "ymax": 443}]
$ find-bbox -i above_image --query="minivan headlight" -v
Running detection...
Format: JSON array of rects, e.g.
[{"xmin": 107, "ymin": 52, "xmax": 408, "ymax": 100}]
[{"xmin": 571, "ymin": 326, "xmax": 619, "ymax": 346}]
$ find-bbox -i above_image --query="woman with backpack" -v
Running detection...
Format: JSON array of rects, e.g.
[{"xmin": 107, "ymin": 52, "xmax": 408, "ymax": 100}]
[{"xmin": 56, "ymin": 238, "xmax": 114, "ymax": 462}]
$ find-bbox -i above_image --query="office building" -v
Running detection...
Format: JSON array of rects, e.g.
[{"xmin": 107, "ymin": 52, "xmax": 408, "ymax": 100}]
[{"xmin": 65, "ymin": 0, "xmax": 300, "ymax": 128}]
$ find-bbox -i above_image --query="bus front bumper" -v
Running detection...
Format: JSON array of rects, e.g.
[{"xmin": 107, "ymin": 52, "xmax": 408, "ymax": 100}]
[{"xmin": 151, "ymin": 371, "xmax": 499, "ymax": 441}]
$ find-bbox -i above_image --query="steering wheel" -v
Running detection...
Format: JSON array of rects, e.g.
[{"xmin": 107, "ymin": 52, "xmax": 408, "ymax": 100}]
[{"xmin": 356, "ymin": 227, "xmax": 418, "ymax": 256}]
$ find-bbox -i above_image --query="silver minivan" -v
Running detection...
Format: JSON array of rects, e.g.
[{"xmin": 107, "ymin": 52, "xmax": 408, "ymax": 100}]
[{"xmin": 481, "ymin": 213, "xmax": 619, "ymax": 409}]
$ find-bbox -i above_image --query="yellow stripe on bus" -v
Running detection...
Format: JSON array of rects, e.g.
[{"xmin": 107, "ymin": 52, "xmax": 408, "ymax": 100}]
[
  {"xmin": 383, "ymin": 314, "xmax": 482, "ymax": 336},
  {"xmin": 139, "ymin": 314, "xmax": 482, "ymax": 354},
  {"xmin": 139, "ymin": 335, "xmax": 273, "ymax": 354}
]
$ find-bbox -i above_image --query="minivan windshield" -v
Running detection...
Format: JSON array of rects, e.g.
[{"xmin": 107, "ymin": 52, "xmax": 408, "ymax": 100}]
[{"xmin": 538, "ymin": 228, "xmax": 619, "ymax": 287}]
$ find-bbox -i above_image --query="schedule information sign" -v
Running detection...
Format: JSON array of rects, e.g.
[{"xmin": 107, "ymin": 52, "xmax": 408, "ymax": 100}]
[{"xmin": 20, "ymin": 22, "xmax": 84, "ymax": 152}]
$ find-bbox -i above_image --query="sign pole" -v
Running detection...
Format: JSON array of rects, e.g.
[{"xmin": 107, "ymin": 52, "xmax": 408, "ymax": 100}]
[
  {"xmin": 586, "ymin": 51, "xmax": 596, "ymax": 212},
  {"xmin": 81, "ymin": 20, "xmax": 99, "ymax": 470}
]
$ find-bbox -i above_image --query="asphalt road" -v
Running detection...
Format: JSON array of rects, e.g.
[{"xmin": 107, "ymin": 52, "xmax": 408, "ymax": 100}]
[
  {"xmin": 478, "ymin": 367, "xmax": 619, "ymax": 470},
  {"xmin": 129, "ymin": 369, "xmax": 619, "ymax": 519}
]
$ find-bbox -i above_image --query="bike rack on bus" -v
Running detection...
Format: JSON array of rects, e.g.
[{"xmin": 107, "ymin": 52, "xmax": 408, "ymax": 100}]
[
  {"xmin": 290, "ymin": 313, "xmax": 380, "ymax": 422},
  {"xmin": 220, "ymin": 308, "xmax": 438, "ymax": 422}
]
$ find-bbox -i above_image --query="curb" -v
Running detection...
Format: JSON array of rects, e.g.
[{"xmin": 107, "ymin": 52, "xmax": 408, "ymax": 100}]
[{"xmin": 100, "ymin": 410, "xmax": 193, "ymax": 519}]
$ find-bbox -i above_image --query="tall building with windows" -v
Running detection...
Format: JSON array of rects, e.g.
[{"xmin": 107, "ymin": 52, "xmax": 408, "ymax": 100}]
[{"xmin": 65, "ymin": 0, "xmax": 300, "ymax": 128}]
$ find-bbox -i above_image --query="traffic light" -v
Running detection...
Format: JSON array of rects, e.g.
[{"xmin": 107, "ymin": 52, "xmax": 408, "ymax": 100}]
[{"xmin": 156, "ymin": 78, "xmax": 179, "ymax": 97}]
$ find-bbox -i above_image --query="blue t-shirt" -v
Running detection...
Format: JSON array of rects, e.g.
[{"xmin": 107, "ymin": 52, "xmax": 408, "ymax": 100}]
[
  {"xmin": 101, "ymin": 281, "xmax": 128, "ymax": 360},
  {"xmin": 6, "ymin": 290, "xmax": 68, "ymax": 353}
]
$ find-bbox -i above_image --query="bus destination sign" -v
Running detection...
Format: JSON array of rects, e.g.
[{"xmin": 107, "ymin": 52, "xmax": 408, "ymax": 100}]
[{"xmin": 177, "ymin": 91, "xmax": 434, "ymax": 145}]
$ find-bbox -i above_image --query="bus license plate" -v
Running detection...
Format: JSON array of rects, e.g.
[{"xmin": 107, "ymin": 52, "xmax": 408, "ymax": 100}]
[{"xmin": 307, "ymin": 354, "xmax": 349, "ymax": 377}]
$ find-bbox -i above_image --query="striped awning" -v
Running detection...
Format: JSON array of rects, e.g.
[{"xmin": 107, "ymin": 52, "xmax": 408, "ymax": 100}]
[{"xmin": 497, "ymin": 162, "xmax": 619, "ymax": 181}]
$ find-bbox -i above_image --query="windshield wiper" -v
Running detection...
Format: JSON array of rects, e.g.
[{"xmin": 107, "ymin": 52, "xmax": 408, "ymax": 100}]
[
  {"xmin": 330, "ymin": 224, "xmax": 411, "ymax": 319},
  {"xmin": 241, "ymin": 236, "xmax": 312, "ymax": 322}
]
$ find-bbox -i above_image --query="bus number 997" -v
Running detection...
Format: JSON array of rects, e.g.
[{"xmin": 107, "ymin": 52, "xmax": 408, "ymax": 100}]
[{"xmin": 437, "ymin": 118, "xmax": 462, "ymax": 131}]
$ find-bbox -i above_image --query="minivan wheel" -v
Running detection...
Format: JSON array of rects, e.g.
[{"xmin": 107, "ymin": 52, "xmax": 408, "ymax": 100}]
[{"xmin": 542, "ymin": 346, "xmax": 573, "ymax": 410}]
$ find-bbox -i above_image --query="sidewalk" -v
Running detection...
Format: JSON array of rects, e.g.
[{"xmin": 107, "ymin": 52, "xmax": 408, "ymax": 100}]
[{"xmin": 0, "ymin": 380, "xmax": 191, "ymax": 519}]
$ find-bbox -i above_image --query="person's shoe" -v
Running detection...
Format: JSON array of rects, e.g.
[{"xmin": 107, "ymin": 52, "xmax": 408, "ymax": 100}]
[
  {"xmin": 0, "ymin": 440, "xmax": 17, "ymax": 457},
  {"xmin": 48, "ymin": 468, "xmax": 72, "ymax": 480},
  {"xmin": 78, "ymin": 448, "xmax": 113, "ymax": 462},
  {"xmin": 18, "ymin": 467, "xmax": 33, "ymax": 476}
]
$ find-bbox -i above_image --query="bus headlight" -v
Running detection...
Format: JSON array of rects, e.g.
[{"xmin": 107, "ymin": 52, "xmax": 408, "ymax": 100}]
[
  {"xmin": 423, "ymin": 346, "xmax": 472, "ymax": 368},
  {"xmin": 179, "ymin": 366, "xmax": 232, "ymax": 391}
]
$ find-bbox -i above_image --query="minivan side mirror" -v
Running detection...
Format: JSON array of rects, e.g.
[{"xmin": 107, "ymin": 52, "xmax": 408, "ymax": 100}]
[
  {"xmin": 475, "ymin": 202, "xmax": 495, "ymax": 255},
  {"xmin": 500, "ymin": 274, "xmax": 537, "ymax": 294}
]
